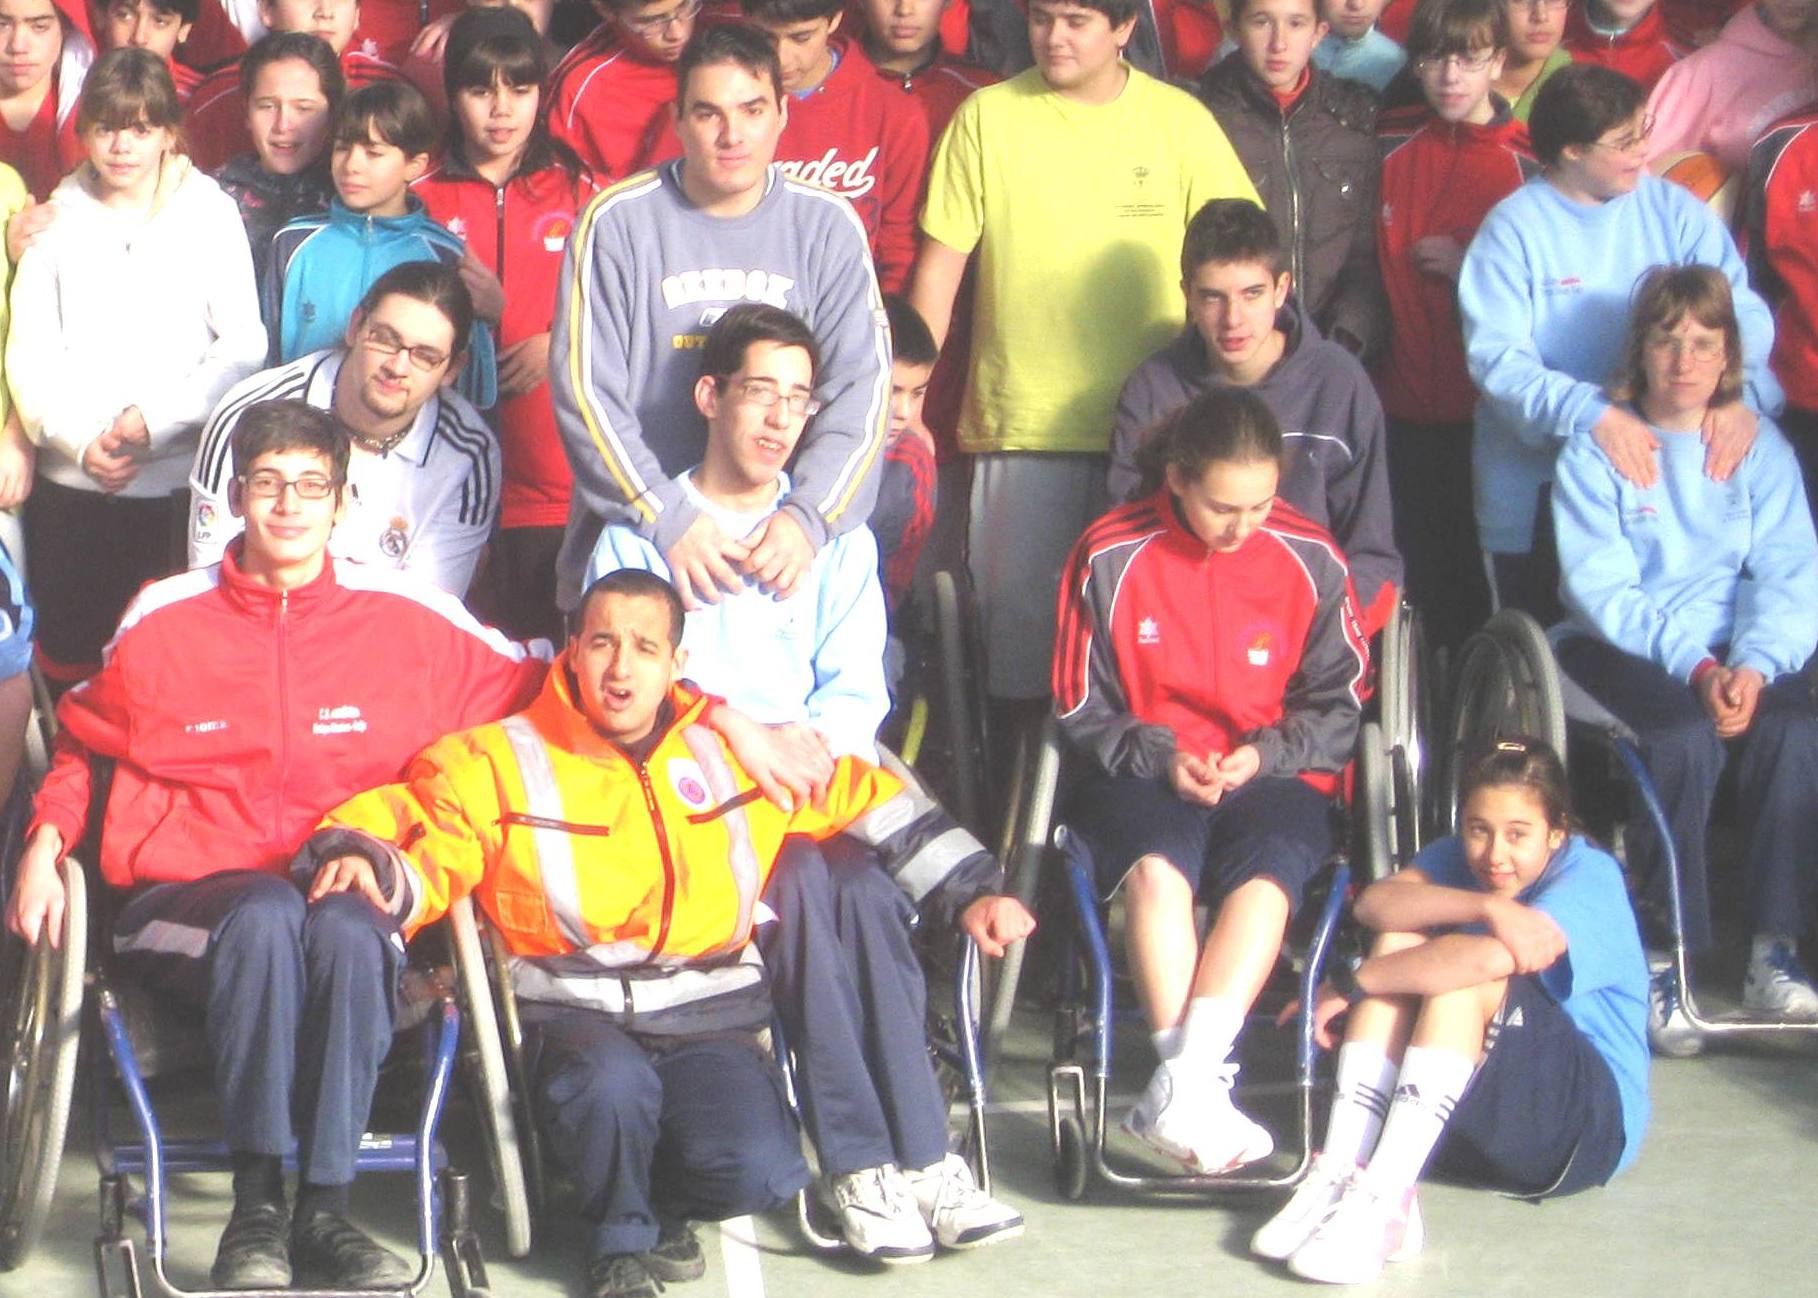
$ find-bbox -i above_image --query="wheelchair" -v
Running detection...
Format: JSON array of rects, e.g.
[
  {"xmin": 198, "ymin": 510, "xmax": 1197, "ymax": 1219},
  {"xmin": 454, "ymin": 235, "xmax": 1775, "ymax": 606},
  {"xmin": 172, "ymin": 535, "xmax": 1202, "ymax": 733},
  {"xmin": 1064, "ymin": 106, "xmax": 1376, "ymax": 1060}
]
[
  {"xmin": 445, "ymin": 746, "xmax": 993, "ymax": 1261},
  {"xmin": 0, "ymin": 686, "xmax": 491, "ymax": 1297},
  {"xmin": 1443, "ymin": 609, "xmax": 1818, "ymax": 1042}
]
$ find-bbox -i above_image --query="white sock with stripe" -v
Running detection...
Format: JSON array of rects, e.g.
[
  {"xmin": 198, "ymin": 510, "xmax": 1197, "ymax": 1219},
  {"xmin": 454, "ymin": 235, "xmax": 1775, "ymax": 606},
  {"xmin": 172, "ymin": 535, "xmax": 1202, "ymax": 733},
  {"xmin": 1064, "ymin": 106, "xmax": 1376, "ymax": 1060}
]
[
  {"xmin": 1320, "ymin": 1042, "xmax": 1397, "ymax": 1172},
  {"xmin": 1359, "ymin": 1045, "xmax": 1476, "ymax": 1195}
]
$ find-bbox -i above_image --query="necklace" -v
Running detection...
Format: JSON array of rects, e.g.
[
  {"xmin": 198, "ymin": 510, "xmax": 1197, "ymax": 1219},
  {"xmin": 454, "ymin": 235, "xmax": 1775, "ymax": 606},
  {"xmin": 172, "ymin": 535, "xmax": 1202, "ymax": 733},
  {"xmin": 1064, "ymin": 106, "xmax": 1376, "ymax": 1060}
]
[{"xmin": 350, "ymin": 425, "xmax": 411, "ymax": 456}]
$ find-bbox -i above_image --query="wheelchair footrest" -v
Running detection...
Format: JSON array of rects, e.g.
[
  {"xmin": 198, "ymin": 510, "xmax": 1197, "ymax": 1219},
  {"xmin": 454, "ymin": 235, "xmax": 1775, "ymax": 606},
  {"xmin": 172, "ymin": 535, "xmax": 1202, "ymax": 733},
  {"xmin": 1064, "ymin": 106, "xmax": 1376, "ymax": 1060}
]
[{"xmin": 92, "ymin": 1233, "xmax": 143, "ymax": 1298}]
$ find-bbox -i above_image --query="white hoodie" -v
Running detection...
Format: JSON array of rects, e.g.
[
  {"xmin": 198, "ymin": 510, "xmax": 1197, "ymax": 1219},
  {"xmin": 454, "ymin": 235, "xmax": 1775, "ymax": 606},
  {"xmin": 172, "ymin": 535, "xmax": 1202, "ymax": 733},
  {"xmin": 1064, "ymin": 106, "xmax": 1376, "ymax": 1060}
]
[{"xmin": 6, "ymin": 154, "xmax": 267, "ymax": 498}]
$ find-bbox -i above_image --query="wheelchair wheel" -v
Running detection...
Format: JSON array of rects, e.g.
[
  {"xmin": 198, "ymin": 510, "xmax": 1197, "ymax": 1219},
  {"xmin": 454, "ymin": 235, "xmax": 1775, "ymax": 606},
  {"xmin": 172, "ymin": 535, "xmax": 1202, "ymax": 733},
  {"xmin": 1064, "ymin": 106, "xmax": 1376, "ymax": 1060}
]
[
  {"xmin": 448, "ymin": 899, "xmax": 533, "ymax": 1259},
  {"xmin": 1353, "ymin": 723, "xmax": 1393, "ymax": 883},
  {"xmin": 1053, "ymin": 1112, "xmax": 1088, "ymax": 1202},
  {"xmin": 0, "ymin": 857, "xmax": 87, "ymax": 1270},
  {"xmin": 1441, "ymin": 610, "xmax": 1567, "ymax": 829},
  {"xmin": 933, "ymin": 570, "xmax": 986, "ymax": 835},
  {"xmin": 1379, "ymin": 602, "xmax": 1434, "ymax": 856}
]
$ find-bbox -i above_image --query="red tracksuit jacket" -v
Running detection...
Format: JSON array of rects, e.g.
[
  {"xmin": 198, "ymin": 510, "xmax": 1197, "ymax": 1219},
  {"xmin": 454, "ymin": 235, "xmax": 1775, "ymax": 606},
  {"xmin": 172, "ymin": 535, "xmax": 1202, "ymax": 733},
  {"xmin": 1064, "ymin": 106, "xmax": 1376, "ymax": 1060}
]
[
  {"xmin": 0, "ymin": 0, "xmax": 89, "ymax": 200},
  {"xmin": 1745, "ymin": 110, "xmax": 1818, "ymax": 411},
  {"xmin": 184, "ymin": 47, "xmax": 402, "ymax": 173},
  {"xmin": 546, "ymin": 30, "xmax": 679, "ymax": 183},
  {"xmin": 31, "ymin": 548, "xmax": 548, "ymax": 892},
  {"xmin": 1375, "ymin": 104, "xmax": 1537, "ymax": 424},
  {"xmin": 179, "ymin": 0, "xmax": 464, "ymax": 69},
  {"xmin": 413, "ymin": 152, "xmax": 596, "ymax": 529},
  {"xmin": 1053, "ymin": 492, "xmax": 1368, "ymax": 796},
  {"xmin": 1564, "ymin": 4, "xmax": 1684, "ymax": 91}
]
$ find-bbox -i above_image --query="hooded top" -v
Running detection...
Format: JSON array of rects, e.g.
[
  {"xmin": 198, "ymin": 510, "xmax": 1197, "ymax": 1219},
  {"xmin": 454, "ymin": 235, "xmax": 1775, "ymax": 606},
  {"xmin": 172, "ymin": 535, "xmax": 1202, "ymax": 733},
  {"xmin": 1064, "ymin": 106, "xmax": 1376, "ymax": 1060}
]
[
  {"xmin": 215, "ymin": 153, "xmax": 336, "ymax": 287},
  {"xmin": 1108, "ymin": 296, "xmax": 1402, "ymax": 635},
  {"xmin": 1645, "ymin": 5, "xmax": 1818, "ymax": 170},
  {"xmin": 0, "ymin": 0, "xmax": 92, "ymax": 199},
  {"xmin": 1564, "ymin": 2, "xmax": 1684, "ymax": 90}
]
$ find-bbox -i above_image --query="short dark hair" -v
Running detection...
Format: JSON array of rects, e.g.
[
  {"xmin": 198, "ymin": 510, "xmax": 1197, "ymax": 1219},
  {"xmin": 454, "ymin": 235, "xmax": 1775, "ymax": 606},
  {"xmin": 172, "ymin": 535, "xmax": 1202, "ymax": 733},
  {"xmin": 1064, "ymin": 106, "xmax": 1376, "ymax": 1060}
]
[
  {"xmin": 231, "ymin": 399, "xmax": 351, "ymax": 483},
  {"xmin": 884, "ymin": 296, "xmax": 938, "ymax": 367},
  {"xmin": 1458, "ymin": 736, "xmax": 1572, "ymax": 834},
  {"xmin": 1134, "ymin": 386, "xmax": 1283, "ymax": 496},
  {"xmin": 133, "ymin": 0, "xmax": 202, "ymax": 23},
  {"xmin": 741, "ymin": 0, "xmax": 843, "ymax": 22},
  {"xmin": 333, "ymin": 79, "xmax": 438, "ymax": 159},
  {"xmin": 1528, "ymin": 64, "xmax": 1645, "ymax": 169},
  {"xmin": 77, "ymin": 46, "xmax": 184, "ymax": 138},
  {"xmin": 1180, "ymin": 198, "xmax": 1283, "ymax": 282},
  {"xmin": 444, "ymin": 5, "xmax": 548, "ymax": 99},
  {"xmin": 676, "ymin": 23, "xmax": 784, "ymax": 106},
  {"xmin": 355, "ymin": 261, "xmax": 477, "ymax": 360},
  {"xmin": 701, "ymin": 303, "xmax": 821, "ymax": 384},
  {"xmin": 1404, "ymin": 0, "xmax": 1508, "ymax": 58},
  {"xmin": 574, "ymin": 569, "xmax": 687, "ymax": 647},
  {"xmin": 1030, "ymin": 0, "xmax": 1143, "ymax": 28},
  {"xmin": 1226, "ymin": 0, "xmax": 1316, "ymax": 22},
  {"xmin": 240, "ymin": 30, "xmax": 346, "ymax": 107}
]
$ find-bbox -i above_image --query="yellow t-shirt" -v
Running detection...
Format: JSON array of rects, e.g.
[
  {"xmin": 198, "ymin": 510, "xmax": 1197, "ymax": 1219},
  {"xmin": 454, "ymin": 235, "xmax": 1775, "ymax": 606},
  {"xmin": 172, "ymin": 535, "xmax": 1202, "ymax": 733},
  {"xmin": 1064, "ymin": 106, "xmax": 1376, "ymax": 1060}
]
[
  {"xmin": 921, "ymin": 66, "xmax": 1259, "ymax": 455},
  {"xmin": 0, "ymin": 162, "xmax": 29, "ymax": 427}
]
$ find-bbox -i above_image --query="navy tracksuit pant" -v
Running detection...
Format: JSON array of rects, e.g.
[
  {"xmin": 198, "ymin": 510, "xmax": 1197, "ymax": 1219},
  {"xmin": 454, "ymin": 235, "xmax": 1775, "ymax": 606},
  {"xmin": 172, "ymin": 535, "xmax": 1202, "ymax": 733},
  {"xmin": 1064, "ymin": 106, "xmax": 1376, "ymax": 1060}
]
[
  {"xmin": 1558, "ymin": 637, "xmax": 1818, "ymax": 951},
  {"xmin": 111, "ymin": 869, "xmax": 402, "ymax": 1186}
]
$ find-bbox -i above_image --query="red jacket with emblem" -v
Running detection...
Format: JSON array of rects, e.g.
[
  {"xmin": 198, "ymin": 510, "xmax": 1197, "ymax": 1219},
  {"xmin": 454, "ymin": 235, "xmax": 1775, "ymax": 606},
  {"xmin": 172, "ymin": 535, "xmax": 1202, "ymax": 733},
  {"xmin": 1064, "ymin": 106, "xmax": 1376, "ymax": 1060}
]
[
  {"xmin": 1375, "ymin": 103, "xmax": 1537, "ymax": 424},
  {"xmin": 414, "ymin": 151, "xmax": 595, "ymax": 529},
  {"xmin": 183, "ymin": 47, "xmax": 402, "ymax": 173},
  {"xmin": 1745, "ymin": 110, "xmax": 1818, "ymax": 410},
  {"xmin": 30, "ymin": 548, "xmax": 549, "ymax": 891},
  {"xmin": 1564, "ymin": 3, "xmax": 1683, "ymax": 91},
  {"xmin": 1053, "ymin": 492, "xmax": 1368, "ymax": 796}
]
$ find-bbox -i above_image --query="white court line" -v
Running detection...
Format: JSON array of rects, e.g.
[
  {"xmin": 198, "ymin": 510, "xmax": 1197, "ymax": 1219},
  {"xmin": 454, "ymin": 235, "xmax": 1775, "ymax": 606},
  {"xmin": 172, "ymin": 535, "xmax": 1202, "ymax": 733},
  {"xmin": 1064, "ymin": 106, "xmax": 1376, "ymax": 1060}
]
[{"xmin": 718, "ymin": 1214, "xmax": 766, "ymax": 1298}]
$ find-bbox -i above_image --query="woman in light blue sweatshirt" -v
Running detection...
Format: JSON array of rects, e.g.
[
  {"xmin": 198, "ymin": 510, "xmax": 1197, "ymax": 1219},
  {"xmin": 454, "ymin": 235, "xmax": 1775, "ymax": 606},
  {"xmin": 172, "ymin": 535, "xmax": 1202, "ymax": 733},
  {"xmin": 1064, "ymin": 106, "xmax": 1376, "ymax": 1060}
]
[
  {"xmin": 1458, "ymin": 64, "xmax": 1781, "ymax": 623},
  {"xmin": 1552, "ymin": 264, "xmax": 1818, "ymax": 1059}
]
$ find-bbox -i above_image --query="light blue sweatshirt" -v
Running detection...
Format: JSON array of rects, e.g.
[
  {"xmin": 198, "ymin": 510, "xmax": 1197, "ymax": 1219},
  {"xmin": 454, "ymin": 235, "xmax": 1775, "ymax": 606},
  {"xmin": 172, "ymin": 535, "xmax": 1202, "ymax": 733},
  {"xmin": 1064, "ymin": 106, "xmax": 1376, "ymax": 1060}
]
[
  {"xmin": 1552, "ymin": 413, "xmax": 1818, "ymax": 681},
  {"xmin": 1312, "ymin": 28, "xmax": 1405, "ymax": 92},
  {"xmin": 584, "ymin": 471, "xmax": 890, "ymax": 760},
  {"xmin": 1459, "ymin": 175, "xmax": 1781, "ymax": 552}
]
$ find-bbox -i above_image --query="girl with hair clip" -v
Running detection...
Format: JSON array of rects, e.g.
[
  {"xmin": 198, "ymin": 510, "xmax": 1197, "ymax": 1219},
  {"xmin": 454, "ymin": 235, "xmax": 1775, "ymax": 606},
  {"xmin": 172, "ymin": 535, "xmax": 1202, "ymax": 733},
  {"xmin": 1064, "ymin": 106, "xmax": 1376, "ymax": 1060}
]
[
  {"xmin": 1052, "ymin": 387, "xmax": 1370, "ymax": 1180},
  {"xmin": 412, "ymin": 3, "xmax": 593, "ymax": 641},
  {"xmin": 1551, "ymin": 263, "xmax": 1818, "ymax": 1055},
  {"xmin": 6, "ymin": 44, "xmax": 265, "ymax": 688},
  {"xmin": 1253, "ymin": 738, "xmax": 1649, "ymax": 1286}
]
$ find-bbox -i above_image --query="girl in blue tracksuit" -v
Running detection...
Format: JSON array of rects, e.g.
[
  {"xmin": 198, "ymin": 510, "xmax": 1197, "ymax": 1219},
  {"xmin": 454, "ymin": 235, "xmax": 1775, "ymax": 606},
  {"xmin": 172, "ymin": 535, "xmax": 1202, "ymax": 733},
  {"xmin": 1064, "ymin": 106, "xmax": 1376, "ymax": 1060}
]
[{"xmin": 1551, "ymin": 263, "xmax": 1818, "ymax": 1056}]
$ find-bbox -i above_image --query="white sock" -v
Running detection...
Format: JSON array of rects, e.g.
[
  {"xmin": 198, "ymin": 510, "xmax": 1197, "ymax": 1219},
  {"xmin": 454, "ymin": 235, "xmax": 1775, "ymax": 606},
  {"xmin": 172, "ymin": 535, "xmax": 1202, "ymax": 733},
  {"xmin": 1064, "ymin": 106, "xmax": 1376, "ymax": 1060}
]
[
  {"xmin": 1171, "ymin": 995, "xmax": 1245, "ymax": 1082},
  {"xmin": 1360, "ymin": 1046, "xmax": 1476, "ymax": 1196},
  {"xmin": 1320, "ymin": 1042, "xmax": 1397, "ymax": 1172},
  {"xmin": 1151, "ymin": 1025, "xmax": 1184, "ymax": 1062},
  {"xmin": 1753, "ymin": 935, "xmax": 1795, "ymax": 961}
]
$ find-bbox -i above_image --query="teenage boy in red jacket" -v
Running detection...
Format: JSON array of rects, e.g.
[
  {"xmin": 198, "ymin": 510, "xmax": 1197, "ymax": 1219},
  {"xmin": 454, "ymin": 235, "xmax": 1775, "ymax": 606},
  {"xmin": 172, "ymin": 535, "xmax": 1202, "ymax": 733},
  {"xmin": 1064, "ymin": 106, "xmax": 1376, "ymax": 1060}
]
[
  {"xmin": 0, "ymin": 0, "xmax": 93, "ymax": 199},
  {"xmin": 1563, "ymin": 0, "xmax": 1682, "ymax": 88}
]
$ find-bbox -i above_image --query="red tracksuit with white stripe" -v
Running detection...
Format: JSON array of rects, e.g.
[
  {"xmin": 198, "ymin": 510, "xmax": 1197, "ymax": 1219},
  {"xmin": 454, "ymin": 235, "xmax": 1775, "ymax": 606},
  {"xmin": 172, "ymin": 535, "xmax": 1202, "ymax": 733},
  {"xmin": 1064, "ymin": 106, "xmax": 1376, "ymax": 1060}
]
[
  {"xmin": 545, "ymin": 30, "xmax": 680, "ymax": 183},
  {"xmin": 1564, "ymin": 4, "xmax": 1684, "ymax": 91},
  {"xmin": 1375, "ymin": 103, "xmax": 1537, "ymax": 424},
  {"xmin": 1745, "ymin": 110, "xmax": 1818, "ymax": 410},
  {"xmin": 1052, "ymin": 492, "xmax": 1368, "ymax": 796},
  {"xmin": 413, "ymin": 152, "xmax": 596, "ymax": 529},
  {"xmin": 183, "ymin": 47, "xmax": 402, "ymax": 173}
]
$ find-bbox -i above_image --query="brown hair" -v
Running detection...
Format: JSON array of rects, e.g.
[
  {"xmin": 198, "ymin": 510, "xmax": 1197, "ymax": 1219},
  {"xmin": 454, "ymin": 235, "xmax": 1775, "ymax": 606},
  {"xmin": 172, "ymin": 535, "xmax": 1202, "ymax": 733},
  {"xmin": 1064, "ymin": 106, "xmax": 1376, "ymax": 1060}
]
[
  {"xmin": 1607, "ymin": 264, "xmax": 1743, "ymax": 409},
  {"xmin": 1134, "ymin": 387, "xmax": 1283, "ymax": 497},
  {"xmin": 1458, "ymin": 736, "xmax": 1571, "ymax": 832},
  {"xmin": 77, "ymin": 46, "xmax": 185, "ymax": 147}
]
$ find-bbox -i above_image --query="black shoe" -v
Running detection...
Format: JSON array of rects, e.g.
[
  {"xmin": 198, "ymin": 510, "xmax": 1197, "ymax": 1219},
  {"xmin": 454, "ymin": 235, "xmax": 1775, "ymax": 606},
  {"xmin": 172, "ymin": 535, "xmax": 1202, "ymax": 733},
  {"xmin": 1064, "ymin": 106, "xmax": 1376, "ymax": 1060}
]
[
  {"xmin": 589, "ymin": 1252, "xmax": 664, "ymax": 1298},
  {"xmin": 290, "ymin": 1208, "xmax": 415, "ymax": 1288},
  {"xmin": 212, "ymin": 1202, "xmax": 293, "ymax": 1290},
  {"xmin": 642, "ymin": 1220, "xmax": 705, "ymax": 1282}
]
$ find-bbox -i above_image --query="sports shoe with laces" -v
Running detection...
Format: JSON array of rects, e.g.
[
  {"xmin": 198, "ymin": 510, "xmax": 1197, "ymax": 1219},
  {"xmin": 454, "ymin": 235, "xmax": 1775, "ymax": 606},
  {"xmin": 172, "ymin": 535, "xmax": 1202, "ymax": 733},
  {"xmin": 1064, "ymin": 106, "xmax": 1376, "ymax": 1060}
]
[
  {"xmin": 290, "ymin": 1208, "xmax": 414, "ymax": 1287},
  {"xmin": 1250, "ymin": 1155, "xmax": 1352, "ymax": 1261},
  {"xmin": 1286, "ymin": 1176, "xmax": 1424, "ymax": 1285},
  {"xmin": 589, "ymin": 1252, "xmax": 663, "ymax": 1298},
  {"xmin": 828, "ymin": 1164, "xmax": 935, "ymax": 1263},
  {"xmin": 642, "ymin": 1220, "xmax": 705, "ymax": 1282},
  {"xmin": 1121, "ymin": 1062, "xmax": 1274, "ymax": 1174},
  {"xmin": 902, "ymin": 1152, "xmax": 1024, "ymax": 1249},
  {"xmin": 210, "ymin": 1201, "xmax": 292, "ymax": 1290},
  {"xmin": 1743, "ymin": 939, "xmax": 1818, "ymax": 1020},
  {"xmin": 1647, "ymin": 961, "xmax": 1705, "ymax": 1058}
]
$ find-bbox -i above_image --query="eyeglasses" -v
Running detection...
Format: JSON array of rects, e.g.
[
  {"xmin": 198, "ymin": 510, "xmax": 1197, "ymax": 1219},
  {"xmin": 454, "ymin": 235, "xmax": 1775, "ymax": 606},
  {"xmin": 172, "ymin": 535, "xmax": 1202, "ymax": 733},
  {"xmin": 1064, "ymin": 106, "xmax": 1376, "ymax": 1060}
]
[
  {"xmin": 734, "ymin": 378, "xmax": 822, "ymax": 418},
  {"xmin": 361, "ymin": 323, "xmax": 451, "ymax": 372},
  {"xmin": 239, "ymin": 470, "xmax": 340, "ymax": 500},
  {"xmin": 622, "ymin": 0, "xmax": 702, "ymax": 36},
  {"xmin": 1589, "ymin": 114, "xmax": 1656, "ymax": 156},
  {"xmin": 1413, "ymin": 49, "xmax": 1497, "ymax": 75},
  {"xmin": 1644, "ymin": 332, "xmax": 1726, "ymax": 364}
]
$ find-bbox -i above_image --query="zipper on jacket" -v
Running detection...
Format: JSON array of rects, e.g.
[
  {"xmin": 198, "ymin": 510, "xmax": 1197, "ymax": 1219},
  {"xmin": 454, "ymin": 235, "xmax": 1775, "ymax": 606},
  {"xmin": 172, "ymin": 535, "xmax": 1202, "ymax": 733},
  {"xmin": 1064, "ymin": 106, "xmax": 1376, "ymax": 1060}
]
[
  {"xmin": 275, "ymin": 589, "xmax": 291, "ymax": 838},
  {"xmin": 637, "ymin": 763, "xmax": 679, "ymax": 959},
  {"xmin": 494, "ymin": 185, "xmax": 507, "ymax": 290},
  {"xmin": 1280, "ymin": 114, "xmax": 1306, "ymax": 299}
]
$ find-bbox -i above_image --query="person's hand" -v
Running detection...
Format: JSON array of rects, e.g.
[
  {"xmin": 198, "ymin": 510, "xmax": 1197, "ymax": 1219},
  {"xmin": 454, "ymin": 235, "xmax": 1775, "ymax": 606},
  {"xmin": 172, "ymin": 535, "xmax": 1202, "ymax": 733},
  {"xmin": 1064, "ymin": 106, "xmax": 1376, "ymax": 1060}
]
[
  {"xmin": 307, "ymin": 853, "xmax": 390, "ymax": 911},
  {"xmin": 409, "ymin": 10, "xmax": 459, "ymax": 59},
  {"xmin": 80, "ymin": 427, "xmax": 140, "ymax": 493},
  {"xmin": 6, "ymin": 199, "xmax": 55, "ymax": 263},
  {"xmin": 0, "ymin": 412, "xmax": 35, "ymax": 509},
  {"xmin": 1719, "ymin": 665, "xmax": 1765, "ymax": 736},
  {"xmin": 959, "ymin": 894, "xmax": 1036, "ymax": 958},
  {"xmin": 109, "ymin": 406, "xmax": 150, "ymax": 450},
  {"xmin": 1484, "ymin": 895, "xmax": 1568, "ymax": 974},
  {"xmin": 1694, "ymin": 665, "xmax": 1745, "ymax": 734},
  {"xmin": 1591, "ymin": 405, "xmax": 1662, "ymax": 489},
  {"xmin": 708, "ymin": 709, "xmax": 833, "ymax": 812},
  {"xmin": 1169, "ymin": 749, "xmax": 1224, "ymax": 807},
  {"xmin": 741, "ymin": 510, "xmax": 815, "ymax": 600},
  {"xmin": 1276, "ymin": 980, "xmax": 1351, "ymax": 1050},
  {"xmin": 1215, "ymin": 744, "xmax": 1261, "ymax": 792},
  {"xmin": 4, "ymin": 826, "xmax": 67, "ymax": 948},
  {"xmin": 1410, "ymin": 234, "xmax": 1466, "ymax": 282},
  {"xmin": 456, "ymin": 249, "xmax": 506, "ymax": 325},
  {"xmin": 1700, "ymin": 401, "xmax": 1759, "ymax": 483},
  {"xmin": 664, "ymin": 512, "xmax": 751, "ymax": 609},
  {"xmin": 497, "ymin": 331, "xmax": 551, "ymax": 398}
]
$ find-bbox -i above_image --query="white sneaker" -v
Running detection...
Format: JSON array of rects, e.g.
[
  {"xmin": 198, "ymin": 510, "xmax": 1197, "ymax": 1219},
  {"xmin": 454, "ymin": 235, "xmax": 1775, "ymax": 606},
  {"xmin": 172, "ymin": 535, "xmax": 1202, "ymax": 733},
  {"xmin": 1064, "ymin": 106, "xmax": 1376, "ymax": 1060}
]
[
  {"xmin": 1647, "ymin": 960, "xmax": 1705, "ymax": 1058},
  {"xmin": 902, "ymin": 1153, "xmax": 1024, "ymax": 1249},
  {"xmin": 1250, "ymin": 1155, "xmax": 1352, "ymax": 1261},
  {"xmin": 1743, "ymin": 939, "xmax": 1818, "ymax": 1020},
  {"xmin": 1286, "ymin": 1177, "xmax": 1424, "ymax": 1285},
  {"xmin": 827, "ymin": 1165, "xmax": 934, "ymax": 1264},
  {"xmin": 1121, "ymin": 1063, "xmax": 1274, "ymax": 1174}
]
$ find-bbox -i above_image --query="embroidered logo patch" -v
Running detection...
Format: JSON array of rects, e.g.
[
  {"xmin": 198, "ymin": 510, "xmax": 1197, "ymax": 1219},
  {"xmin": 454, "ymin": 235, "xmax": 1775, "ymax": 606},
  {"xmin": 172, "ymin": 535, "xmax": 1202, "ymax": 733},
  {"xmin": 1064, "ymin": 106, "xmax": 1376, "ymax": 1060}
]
[{"xmin": 668, "ymin": 759, "xmax": 711, "ymax": 809}]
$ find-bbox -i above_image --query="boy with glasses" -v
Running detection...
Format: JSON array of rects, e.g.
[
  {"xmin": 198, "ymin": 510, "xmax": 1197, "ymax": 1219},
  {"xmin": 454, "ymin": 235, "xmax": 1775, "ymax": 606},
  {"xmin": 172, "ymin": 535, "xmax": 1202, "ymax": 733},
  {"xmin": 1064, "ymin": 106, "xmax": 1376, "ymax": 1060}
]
[
  {"xmin": 546, "ymin": 0, "xmax": 712, "ymax": 181},
  {"xmin": 1493, "ymin": 0, "xmax": 1572, "ymax": 120}
]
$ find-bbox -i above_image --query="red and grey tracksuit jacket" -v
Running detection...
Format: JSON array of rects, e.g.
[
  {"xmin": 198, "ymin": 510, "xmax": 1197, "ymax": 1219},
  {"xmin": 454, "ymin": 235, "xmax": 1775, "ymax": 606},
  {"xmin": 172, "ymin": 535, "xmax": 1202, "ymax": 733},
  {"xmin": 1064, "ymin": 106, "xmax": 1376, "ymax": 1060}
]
[
  {"xmin": 413, "ymin": 150, "xmax": 596, "ymax": 530},
  {"xmin": 183, "ymin": 47, "xmax": 403, "ymax": 173},
  {"xmin": 1053, "ymin": 492, "xmax": 1368, "ymax": 797},
  {"xmin": 30, "ymin": 546, "xmax": 549, "ymax": 892},
  {"xmin": 1745, "ymin": 110, "xmax": 1818, "ymax": 411},
  {"xmin": 1375, "ymin": 102, "xmax": 1537, "ymax": 425},
  {"xmin": 1564, "ymin": 4, "xmax": 1684, "ymax": 91}
]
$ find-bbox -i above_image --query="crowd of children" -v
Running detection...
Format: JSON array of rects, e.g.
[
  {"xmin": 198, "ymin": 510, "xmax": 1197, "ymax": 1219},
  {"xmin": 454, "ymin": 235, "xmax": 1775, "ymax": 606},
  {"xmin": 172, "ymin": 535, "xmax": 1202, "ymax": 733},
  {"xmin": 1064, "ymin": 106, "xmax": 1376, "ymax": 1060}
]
[{"xmin": 1, "ymin": 0, "xmax": 1817, "ymax": 1293}]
